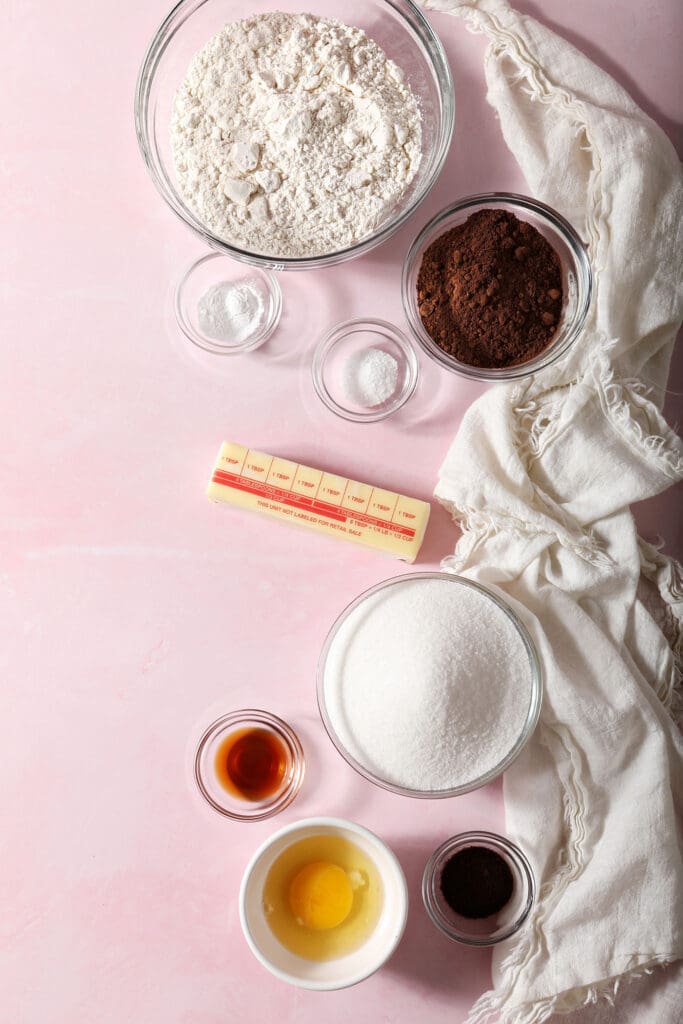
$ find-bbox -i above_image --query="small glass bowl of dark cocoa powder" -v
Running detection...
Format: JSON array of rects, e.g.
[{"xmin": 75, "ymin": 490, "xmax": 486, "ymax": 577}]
[
  {"xmin": 422, "ymin": 831, "xmax": 535, "ymax": 945},
  {"xmin": 402, "ymin": 194, "xmax": 592, "ymax": 381}
]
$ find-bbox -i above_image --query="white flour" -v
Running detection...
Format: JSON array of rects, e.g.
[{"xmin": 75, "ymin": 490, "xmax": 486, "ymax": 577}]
[
  {"xmin": 171, "ymin": 12, "xmax": 422, "ymax": 257},
  {"xmin": 323, "ymin": 577, "xmax": 533, "ymax": 792}
]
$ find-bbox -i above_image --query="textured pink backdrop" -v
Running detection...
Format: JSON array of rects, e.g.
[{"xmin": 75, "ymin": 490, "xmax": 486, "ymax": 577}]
[{"xmin": 2, "ymin": 1, "xmax": 681, "ymax": 1022}]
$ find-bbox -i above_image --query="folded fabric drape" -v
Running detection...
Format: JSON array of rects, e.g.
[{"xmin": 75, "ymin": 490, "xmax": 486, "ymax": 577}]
[{"xmin": 420, "ymin": 2, "xmax": 683, "ymax": 1021}]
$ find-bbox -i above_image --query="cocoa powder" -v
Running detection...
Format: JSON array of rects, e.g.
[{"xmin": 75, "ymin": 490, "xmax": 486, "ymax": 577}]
[{"xmin": 417, "ymin": 208, "xmax": 563, "ymax": 369}]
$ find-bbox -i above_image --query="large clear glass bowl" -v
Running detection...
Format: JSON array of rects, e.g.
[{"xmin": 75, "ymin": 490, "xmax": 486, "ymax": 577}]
[
  {"xmin": 135, "ymin": 0, "xmax": 454, "ymax": 270},
  {"xmin": 317, "ymin": 572, "xmax": 543, "ymax": 799}
]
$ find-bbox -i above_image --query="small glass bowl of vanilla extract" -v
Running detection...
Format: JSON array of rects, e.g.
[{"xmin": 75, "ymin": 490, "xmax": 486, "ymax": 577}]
[{"xmin": 194, "ymin": 710, "xmax": 305, "ymax": 820}]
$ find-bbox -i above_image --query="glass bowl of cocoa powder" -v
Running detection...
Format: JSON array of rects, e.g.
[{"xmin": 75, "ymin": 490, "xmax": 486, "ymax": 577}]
[{"xmin": 401, "ymin": 194, "xmax": 592, "ymax": 381}]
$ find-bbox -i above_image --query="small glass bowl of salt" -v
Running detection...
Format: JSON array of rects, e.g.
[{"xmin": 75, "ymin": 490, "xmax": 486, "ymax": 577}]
[
  {"xmin": 175, "ymin": 252, "xmax": 282, "ymax": 355},
  {"xmin": 312, "ymin": 318, "xmax": 419, "ymax": 422}
]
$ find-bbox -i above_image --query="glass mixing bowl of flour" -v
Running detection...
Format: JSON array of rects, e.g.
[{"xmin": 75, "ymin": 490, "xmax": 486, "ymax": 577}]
[
  {"xmin": 317, "ymin": 572, "xmax": 543, "ymax": 798},
  {"xmin": 135, "ymin": 0, "xmax": 454, "ymax": 269}
]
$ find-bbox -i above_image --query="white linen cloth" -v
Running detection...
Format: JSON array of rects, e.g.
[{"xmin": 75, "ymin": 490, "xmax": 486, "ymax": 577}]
[{"xmin": 419, "ymin": 2, "xmax": 683, "ymax": 1022}]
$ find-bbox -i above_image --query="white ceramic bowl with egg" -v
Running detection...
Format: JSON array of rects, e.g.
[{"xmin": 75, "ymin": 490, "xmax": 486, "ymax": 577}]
[{"xmin": 239, "ymin": 816, "xmax": 408, "ymax": 989}]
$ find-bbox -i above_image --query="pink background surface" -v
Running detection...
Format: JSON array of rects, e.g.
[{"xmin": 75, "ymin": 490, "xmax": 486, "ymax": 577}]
[{"xmin": 2, "ymin": 2, "xmax": 681, "ymax": 1022}]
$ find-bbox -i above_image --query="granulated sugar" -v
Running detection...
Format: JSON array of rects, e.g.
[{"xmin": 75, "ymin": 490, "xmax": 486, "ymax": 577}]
[{"xmin": 323, "ymin": 576, "xmax": 534, "ymax": 792}]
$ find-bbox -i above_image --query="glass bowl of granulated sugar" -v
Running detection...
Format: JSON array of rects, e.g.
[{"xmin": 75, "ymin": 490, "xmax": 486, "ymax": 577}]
[
  {"xmin": 317, "ymin": 572, "xmax": 543, "ymax": 798},
  {"xmin": 135, "ymin": 0, "xmax": 454, "ymax": 270}
]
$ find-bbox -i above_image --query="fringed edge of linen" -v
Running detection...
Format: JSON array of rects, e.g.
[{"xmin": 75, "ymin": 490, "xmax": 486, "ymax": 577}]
[
  {"xmin": 438, "ymin": 338, "xmax": 683, "ymax": 576},
  {"xmin": 464, "ymin": 955, "xmax": 679, "ymax": 1024},
  {"xmin": 423, "ymin": 0, "xmax": 606, "ymax": 270},
  {"xmin": 589, "ymin": 345, "xmax": 683, "ymax": 480},
  {"xmin": 438, "ymin": 502, "xmax": 610, "ymax": 572},
  {"xmin": 639, "ymin": 539, "xmax": 683, "ymax": 722}
]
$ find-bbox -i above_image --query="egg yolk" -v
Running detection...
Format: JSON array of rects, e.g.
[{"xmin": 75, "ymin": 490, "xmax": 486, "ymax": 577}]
[{"xmin": 288, "ymin": 861, "xmax": 354, "ymax": 930}]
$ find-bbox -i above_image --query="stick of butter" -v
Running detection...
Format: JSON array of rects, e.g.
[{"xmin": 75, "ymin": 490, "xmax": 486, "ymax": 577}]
[{"xmin": 207, "ymin": 441, "xmax": 430, "ymax": 563}]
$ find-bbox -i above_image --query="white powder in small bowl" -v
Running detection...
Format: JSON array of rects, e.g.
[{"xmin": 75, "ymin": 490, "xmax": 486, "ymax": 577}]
[
  {"xmin": 341, "ymin": 348, "xmax": 399, "ymax": 408},
  {"xmin": 322, "ymin": 576, "xmax": 536, "ymax": 793},
  {"xmin": 197, "ymin": 278, "xmax": 265, "ymax": 344}
]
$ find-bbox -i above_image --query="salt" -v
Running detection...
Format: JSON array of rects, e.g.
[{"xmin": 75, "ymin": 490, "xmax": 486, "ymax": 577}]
[
  {"xmin": 323, "ymin": 577, "xmax": 533, "ymax": 792},
  {"xmin": 341, "ymin": 348, "xmax": 399, "ymax": 407},
  {"xmin": 197, "ymin": 278, "xmax": 265, "ymax": 344}
]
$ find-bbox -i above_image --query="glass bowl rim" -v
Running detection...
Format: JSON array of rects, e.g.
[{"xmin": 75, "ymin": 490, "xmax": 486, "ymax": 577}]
[
  {"xmin": 421, "ymin": 829, "xmax": 535, "ymax": 945},
  {"xmin": 134, "ymin": 0, "xmax": 455, "ymax": 270},
  {"xmin": 311, "ymin": 317, "xmax": 420, "ymax": 422},
  {"xmin": 316, "ymin": 571, "xmax": 544, "ymax": 798},
  {"xmin": 175, "ymin": 252, "xmax": 283, "ymax": 354},
  {"xmin": 401, "ymin": 191, "xmax": 593, "ymax": 381},
  {"xmin": 194, "ymin": 708, "xmax": 305, "ymax": 820}
]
